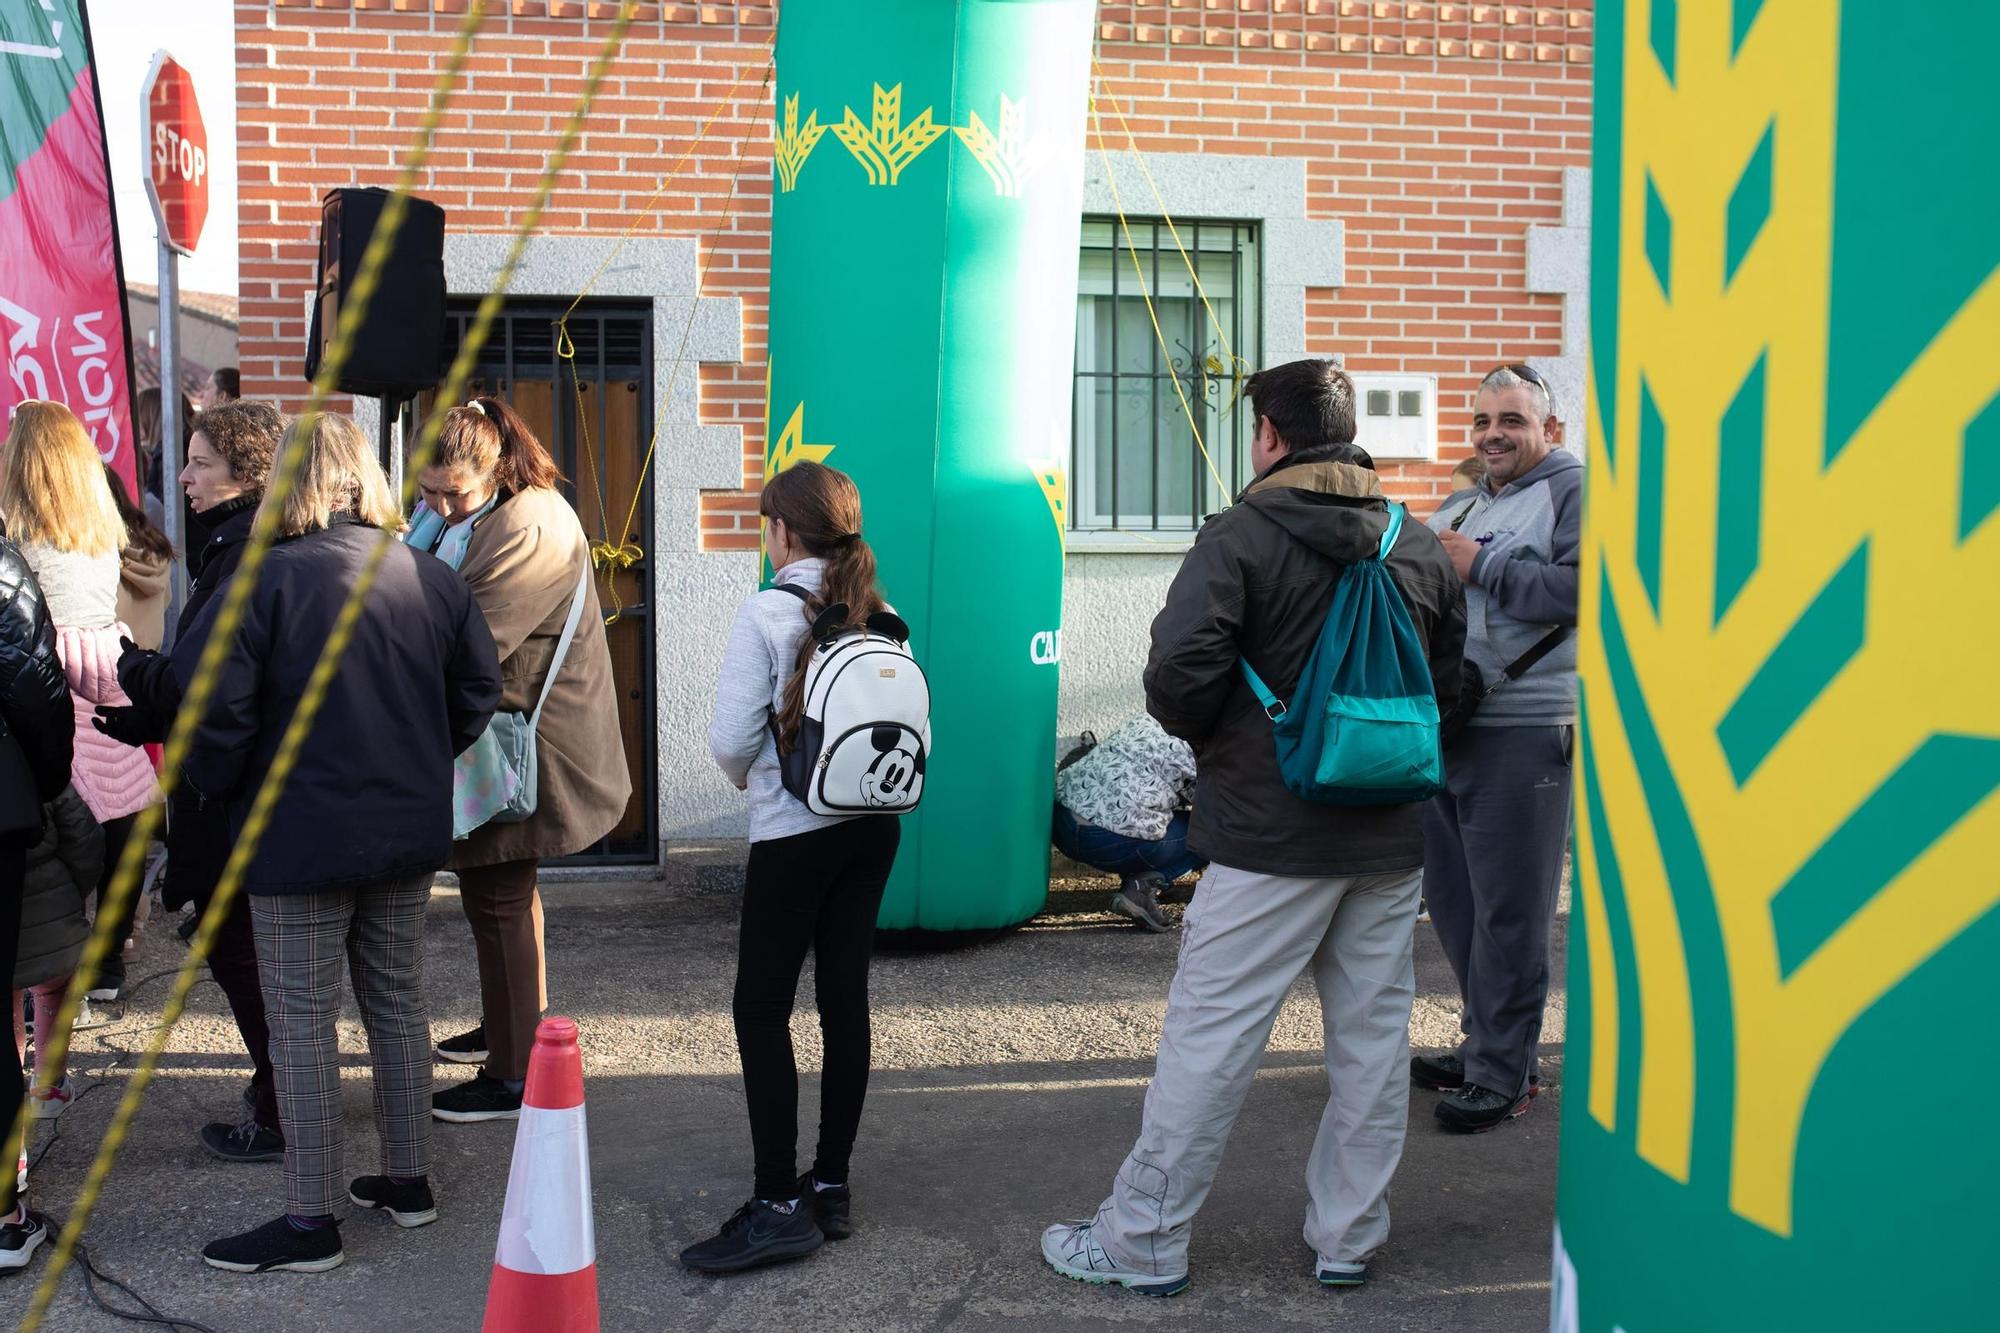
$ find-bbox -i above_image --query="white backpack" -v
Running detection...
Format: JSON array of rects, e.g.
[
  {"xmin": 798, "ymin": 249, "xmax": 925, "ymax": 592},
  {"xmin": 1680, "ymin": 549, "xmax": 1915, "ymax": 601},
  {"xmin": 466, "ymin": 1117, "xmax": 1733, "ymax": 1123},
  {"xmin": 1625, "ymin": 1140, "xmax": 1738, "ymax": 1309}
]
[{"xmin": 771, "ymin": 586, "xmax": 930, "ymax": 816}]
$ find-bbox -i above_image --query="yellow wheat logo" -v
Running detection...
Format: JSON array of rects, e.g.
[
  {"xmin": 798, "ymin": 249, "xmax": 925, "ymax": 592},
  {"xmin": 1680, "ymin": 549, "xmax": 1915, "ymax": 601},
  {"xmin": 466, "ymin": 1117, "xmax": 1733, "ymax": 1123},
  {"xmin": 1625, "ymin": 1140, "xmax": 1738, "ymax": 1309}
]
[
  {"xmin": 774, "ymin": 92, "xmax": 827, "ymax": 193},
  {"xmin": 832, "ymin": 82, "xmax": 947, "ymax": 187},
  {"xmin": 1030, "ymin": 462, "xmax": 1066, "ymax": 541},
  {"xmin": 1578, "ymin": 0, "xmax": 2000, "ymax": 1239},
  {"xmin": 955, "ymin": 94, "xmax": 1040, "ymax": 198}
]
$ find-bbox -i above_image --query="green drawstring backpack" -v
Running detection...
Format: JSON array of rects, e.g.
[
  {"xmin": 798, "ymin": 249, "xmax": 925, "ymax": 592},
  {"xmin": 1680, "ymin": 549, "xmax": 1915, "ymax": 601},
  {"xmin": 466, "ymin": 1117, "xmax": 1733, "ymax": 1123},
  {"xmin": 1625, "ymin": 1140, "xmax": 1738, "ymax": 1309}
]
[{"xmin": 1239, "ymin": 502, "xmax": 1446, "ymax": 806}]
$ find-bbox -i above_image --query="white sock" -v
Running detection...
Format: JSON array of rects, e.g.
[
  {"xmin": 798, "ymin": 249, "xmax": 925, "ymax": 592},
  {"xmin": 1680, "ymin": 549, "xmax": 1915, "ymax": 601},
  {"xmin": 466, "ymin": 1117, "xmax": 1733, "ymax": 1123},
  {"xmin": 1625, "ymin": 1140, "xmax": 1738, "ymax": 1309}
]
[{"xmin": 812, "ymin": 1177, "xmax": 842, "ymax": 1193}]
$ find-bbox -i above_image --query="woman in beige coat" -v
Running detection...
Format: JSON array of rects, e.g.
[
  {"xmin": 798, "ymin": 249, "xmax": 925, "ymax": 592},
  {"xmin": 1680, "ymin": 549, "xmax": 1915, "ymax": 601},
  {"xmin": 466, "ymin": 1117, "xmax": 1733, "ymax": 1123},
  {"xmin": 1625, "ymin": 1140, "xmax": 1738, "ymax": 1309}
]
[{"xmin": 411, "ymin": 397, "xmax": 630, "ymax": 1121}]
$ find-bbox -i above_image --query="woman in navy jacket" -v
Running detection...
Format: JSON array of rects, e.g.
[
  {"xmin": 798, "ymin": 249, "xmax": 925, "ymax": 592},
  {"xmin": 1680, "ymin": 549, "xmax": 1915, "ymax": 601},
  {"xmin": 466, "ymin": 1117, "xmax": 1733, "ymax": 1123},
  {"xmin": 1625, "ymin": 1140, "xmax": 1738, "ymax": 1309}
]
[{"xmin": 190, "ymin": 413, "xmax": 500, "ymax": 1276}]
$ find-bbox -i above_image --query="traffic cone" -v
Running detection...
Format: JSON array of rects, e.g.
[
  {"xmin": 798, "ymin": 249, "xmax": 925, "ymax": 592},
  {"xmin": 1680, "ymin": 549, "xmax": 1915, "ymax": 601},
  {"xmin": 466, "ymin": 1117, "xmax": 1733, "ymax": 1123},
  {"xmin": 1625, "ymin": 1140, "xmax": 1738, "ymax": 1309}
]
[{"xmin": 482, "ymin": 1017, "xmax": 598, "ymax": 1333}]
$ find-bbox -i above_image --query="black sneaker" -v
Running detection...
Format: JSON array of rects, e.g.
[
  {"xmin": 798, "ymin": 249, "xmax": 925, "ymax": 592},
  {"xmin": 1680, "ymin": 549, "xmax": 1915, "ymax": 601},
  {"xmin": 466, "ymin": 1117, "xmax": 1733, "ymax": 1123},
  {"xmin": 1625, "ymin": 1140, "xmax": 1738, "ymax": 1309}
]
[
  {"xmin": 1435, "ymin": 1083, "xmax": 1534, "ymax": 1133},
  {"xmin": 435, "ymin": 1025, "xmax": 488, "ymax": 1065},
  {"xmin": 798, "ymin": 1173, "xmax": 852, "ymax": 1241},
  {"xmin": 0, "ymin": 1212, "xmax": 48, "ymax": 1272},
  {"xmin": 349, "ymin": 1175, "xmax": 438, "ymax": 1228},
  {"xmin": 1411, "ymin": 1051, "xmax": 1465, "ymax": 1090},
  {"xmin": 1108, "ymin": 873, "xmax": 1172, "ymax": 933},
  {"xmin": 679, "ymin": 1199, "xmax": 823, "ymax": 1274},
  {"xmin": 433, "ymin": 1073, "xmax": 521, "ymax": 1123},
  {"xmin": 85, "ymin": 959, "xmax": 126, "ymax": 1002},
  {"xmin": 202, "ymin": 1216, "xmax": 344, "ymax": 1273},
  {"xmin": 201, "ymin": 1119, "xmax": 286, "ymax": 1164}
]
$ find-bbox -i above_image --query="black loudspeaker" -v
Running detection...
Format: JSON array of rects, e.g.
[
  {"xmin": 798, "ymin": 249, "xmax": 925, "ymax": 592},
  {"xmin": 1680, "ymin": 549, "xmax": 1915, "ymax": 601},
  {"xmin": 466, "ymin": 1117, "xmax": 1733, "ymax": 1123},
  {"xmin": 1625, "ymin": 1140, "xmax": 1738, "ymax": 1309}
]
[{"xmin": 304, "ymin": 188, "xmax": 447, "ymax": 397}]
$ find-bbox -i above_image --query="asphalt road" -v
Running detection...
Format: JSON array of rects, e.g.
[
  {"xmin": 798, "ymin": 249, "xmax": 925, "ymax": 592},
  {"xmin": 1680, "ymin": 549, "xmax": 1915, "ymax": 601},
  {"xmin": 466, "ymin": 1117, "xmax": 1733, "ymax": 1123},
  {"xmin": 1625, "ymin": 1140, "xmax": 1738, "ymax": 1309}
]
[{"xmin": 0, "ymin": 871, "xmax": 1565, "ymax": 1332}]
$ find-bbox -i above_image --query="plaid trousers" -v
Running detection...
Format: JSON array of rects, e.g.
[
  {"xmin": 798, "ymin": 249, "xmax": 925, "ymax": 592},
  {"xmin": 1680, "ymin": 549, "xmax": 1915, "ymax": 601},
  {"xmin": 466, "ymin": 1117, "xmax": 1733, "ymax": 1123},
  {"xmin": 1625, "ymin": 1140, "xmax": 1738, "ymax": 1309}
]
[{"xmin": 251, "ymin": 872, "xmax": 435, "ymax": 1218}]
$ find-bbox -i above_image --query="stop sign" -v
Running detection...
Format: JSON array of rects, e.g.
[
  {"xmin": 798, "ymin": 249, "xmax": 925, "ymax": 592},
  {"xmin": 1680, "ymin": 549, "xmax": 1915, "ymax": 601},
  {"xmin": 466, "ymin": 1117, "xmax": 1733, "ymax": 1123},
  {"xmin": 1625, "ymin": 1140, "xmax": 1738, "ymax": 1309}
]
[{"xmin": 142, "ymin": 52, "xmax": 208, "ymax": 256}]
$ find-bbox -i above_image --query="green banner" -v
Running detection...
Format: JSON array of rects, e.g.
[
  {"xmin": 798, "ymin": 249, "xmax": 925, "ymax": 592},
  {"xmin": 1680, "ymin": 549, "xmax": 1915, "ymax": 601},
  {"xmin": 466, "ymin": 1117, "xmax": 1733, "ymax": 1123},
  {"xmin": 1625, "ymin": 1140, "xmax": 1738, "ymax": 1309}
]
[
  {"xmin": 1557, "ymin": 1, "xmax": 1998, "ymax": 1327},
  {"xmin": 766, "ymin": 0, "xmax": 1093, "ymax": 933}
]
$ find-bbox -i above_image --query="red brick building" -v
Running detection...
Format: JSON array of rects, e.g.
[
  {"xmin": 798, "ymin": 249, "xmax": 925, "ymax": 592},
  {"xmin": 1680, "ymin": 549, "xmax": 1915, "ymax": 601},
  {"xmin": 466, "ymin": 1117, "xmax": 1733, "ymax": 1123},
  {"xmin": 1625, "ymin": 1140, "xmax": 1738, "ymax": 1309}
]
[{"xmin": 234, "ymin": 0, "xmax": 1594, "ymax": 862}]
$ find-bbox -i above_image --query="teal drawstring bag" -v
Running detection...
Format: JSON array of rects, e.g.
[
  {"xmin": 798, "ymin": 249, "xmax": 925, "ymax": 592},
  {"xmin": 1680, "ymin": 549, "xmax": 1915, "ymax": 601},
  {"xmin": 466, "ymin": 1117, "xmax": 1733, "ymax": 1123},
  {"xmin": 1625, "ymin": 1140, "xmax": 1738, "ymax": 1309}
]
[{"xmin": 1239, "ymin": 502, "xmax": 1445, "ymax": 806}]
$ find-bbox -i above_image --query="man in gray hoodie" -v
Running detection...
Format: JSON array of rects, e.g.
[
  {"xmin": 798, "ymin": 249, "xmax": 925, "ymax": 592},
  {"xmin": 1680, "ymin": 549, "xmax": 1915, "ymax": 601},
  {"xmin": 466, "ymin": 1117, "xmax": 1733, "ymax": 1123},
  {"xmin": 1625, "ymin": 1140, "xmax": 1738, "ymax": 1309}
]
[{"xmin": 1417, "ymin": 363, "xmax": 1583, "ymax": 1133}]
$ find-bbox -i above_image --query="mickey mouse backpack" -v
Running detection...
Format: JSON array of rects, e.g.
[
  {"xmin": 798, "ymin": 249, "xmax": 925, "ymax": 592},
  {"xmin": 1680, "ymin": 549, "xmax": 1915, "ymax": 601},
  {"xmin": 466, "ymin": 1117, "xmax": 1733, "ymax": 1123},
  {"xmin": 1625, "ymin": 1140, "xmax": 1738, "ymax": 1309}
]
[{"xmin": 771, "ymin": 587, "xmax": 931, "ymax": 816}]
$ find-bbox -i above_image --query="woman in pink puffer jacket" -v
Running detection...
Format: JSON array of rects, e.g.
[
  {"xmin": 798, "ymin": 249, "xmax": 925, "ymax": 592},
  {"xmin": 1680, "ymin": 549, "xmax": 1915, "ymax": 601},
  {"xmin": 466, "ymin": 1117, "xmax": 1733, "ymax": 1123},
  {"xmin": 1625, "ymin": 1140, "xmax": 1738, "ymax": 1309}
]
[{"xmin": 1, "ymin": 404, "xmax": 163, "ymax": 1000}]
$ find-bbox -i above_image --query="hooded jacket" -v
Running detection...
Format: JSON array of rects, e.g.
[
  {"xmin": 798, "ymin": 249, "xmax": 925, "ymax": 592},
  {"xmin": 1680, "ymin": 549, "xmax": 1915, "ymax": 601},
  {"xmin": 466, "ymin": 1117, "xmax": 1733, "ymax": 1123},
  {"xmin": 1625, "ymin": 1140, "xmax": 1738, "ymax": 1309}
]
[
  {"xmin": 1425, "ymin": 447, "xmax": 1582, "ymax": 726},
  {"xmin": 14, "ymin": 785, "xmax": 101, "ymax": 989},
  {"xmin": 1144, "ymin": 451, "xmax": 1466, "ymax": 878}
]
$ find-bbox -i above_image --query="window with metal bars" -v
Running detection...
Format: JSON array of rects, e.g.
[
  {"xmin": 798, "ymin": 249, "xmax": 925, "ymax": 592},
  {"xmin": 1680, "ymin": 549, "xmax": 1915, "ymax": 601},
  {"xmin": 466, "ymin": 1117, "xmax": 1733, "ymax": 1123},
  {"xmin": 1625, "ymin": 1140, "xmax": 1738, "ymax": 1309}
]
[{"xmin": 1071, "ymin": 217, "xmax": 1261, "ymax": 533}]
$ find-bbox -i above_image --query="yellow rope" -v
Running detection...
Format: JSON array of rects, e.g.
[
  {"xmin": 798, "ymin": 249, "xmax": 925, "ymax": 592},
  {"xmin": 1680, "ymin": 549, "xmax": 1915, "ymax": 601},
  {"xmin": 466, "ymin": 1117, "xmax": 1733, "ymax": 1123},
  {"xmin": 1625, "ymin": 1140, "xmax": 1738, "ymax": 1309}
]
[
  {"xmin": 554, "ymin": 43, "xmax": 775, "ymax": 622},
  {"xmin": 1088, "ymin": 92, "xmax": 1232, "ymax": 501},
  {"xmin": 15, "ymin": 6, "xmax": 640, "ymax": 1324},
  {"xmin": 1090, "ymin": 55, "xmax": 1249, "ymax": 404}
]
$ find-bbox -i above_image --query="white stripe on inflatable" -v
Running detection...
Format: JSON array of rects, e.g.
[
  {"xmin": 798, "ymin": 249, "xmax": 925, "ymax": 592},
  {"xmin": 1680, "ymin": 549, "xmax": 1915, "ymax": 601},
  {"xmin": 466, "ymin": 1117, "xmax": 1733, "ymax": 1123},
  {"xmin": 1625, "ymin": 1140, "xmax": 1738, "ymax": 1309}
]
[{"xmin": 493, "ymin": 1104, "xmax": 596, "ymax": 1275}]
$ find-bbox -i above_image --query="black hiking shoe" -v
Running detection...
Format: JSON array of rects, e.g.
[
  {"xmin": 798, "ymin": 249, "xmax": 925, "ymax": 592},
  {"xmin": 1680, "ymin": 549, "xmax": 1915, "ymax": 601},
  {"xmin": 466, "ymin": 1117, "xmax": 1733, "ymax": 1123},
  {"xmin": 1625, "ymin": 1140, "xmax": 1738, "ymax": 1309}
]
[
  {"xmin": 435, "ymin": 1025, "xmax": 488, "ymax": 1065},
  {"xmin": 679, "ymin": 1198, "xmax": 823, "ymax": 1274},
  {"xmin": 349, "ymin": 1175, "xmax": 438, "ymax": 1228},
  {"xmin": 202, "ymin": 1216, "xmax": 344, "ymax": 1274},
  {"xmin": 433, "ymin": 1073, "xmax": 521, "ymax": 1123},
  {"xmin": 1108, "ymin": 873, "xmax": 1172, "ymax": 933},
  {"xmin": 1436, "ymin": 1083, "xmax": 1534, "ymax": 1133},
  {"xmin": 201, "ymin": 1119, "xmax": 286, "ymax": 1164},
  {"xmin": 798, "ymin": 1173, "xmax": 852, "ymax": 1241},
  {"xmin": 1411, "ymin": 1052, "xmax": 1465, "ymax": 1090}
]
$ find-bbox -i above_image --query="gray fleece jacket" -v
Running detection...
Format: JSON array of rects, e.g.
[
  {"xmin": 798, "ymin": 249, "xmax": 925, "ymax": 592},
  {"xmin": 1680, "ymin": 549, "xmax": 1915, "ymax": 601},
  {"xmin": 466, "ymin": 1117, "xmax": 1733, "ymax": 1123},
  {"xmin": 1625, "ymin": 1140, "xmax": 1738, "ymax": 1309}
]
[{"xmin": 1426, "ymin": 448, "xmax": 1582, "ymax": 726}]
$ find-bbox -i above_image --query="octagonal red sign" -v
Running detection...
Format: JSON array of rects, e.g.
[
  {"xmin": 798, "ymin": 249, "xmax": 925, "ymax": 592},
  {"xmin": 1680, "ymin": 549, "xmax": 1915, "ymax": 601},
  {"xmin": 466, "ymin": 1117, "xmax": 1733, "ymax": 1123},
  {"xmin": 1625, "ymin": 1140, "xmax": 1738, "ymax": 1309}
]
[{"xmin": 142, "ymin": 52, "xmax": 208, "ymax": 256}]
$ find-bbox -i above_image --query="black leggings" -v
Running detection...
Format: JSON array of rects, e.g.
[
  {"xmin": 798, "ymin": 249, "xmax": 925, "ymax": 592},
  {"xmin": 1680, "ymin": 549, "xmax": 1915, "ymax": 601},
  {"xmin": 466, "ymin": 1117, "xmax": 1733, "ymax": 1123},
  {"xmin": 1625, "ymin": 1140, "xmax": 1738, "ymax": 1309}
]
[{"xmin": 733, "ymin": 816, "xmax": 900, "ymax": 1201}]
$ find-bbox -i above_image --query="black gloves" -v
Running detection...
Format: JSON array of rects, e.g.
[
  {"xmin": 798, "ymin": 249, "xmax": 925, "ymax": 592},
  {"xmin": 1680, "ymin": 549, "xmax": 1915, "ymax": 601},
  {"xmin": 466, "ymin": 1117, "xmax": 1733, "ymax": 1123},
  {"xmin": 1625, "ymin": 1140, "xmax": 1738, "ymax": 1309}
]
[{"xmin": 92, "ymin": 705, "xmax": 154, "ymax": 748}]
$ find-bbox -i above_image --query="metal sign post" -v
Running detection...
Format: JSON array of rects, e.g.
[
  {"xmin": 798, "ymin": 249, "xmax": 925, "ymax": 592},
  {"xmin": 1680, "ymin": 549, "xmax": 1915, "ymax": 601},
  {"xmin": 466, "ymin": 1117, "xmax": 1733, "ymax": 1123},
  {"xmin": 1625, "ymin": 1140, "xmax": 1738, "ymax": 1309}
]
[{"xmin": 141, "ymin": 48, "xmax": 209, "ymax": 639}]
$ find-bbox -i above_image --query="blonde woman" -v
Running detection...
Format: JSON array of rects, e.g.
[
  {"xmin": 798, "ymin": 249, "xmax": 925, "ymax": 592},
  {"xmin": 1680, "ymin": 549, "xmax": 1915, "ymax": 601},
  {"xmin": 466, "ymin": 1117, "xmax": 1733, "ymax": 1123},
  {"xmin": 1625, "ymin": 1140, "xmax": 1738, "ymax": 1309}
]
[
  {"xmin": 187, "ymin": 413, "xmax": 500, "ymax": 1274},
  {"xmin": 0, "ymin": 402, "xmax": 161, "ymax": 1004},
  {"xmin": 409, "ymin": 396, "xmax": 629, "ymax": 1123}
]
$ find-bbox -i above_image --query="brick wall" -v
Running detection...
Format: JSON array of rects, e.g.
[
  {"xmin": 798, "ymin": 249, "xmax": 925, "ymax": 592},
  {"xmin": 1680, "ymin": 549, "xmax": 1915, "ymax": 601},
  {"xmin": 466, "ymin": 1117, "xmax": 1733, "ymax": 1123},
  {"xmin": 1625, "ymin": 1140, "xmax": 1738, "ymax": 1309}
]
[{"xmin": 236, "ymin": 0, "xmax": 1592, "ymax": 551}]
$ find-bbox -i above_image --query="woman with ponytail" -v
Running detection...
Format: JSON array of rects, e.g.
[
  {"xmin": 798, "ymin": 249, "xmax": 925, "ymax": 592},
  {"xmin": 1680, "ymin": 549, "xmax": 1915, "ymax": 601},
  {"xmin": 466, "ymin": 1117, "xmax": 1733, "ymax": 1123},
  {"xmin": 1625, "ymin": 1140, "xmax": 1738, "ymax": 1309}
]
[
  {"xmin": 683, "ymin": 461, "xmax": 904, "ymax": 1275},
  {"xmin": 409, "ymin": 396, "xmax": 630, "ymax": 1124}
]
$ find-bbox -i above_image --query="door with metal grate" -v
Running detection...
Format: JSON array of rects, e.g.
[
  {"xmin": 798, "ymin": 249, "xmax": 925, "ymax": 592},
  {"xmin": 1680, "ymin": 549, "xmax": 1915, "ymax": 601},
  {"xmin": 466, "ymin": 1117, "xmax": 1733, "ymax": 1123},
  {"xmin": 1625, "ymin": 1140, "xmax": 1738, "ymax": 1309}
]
[{"xmin": 422, "ymin": 298, "xmax": 657, "ymax": 866}]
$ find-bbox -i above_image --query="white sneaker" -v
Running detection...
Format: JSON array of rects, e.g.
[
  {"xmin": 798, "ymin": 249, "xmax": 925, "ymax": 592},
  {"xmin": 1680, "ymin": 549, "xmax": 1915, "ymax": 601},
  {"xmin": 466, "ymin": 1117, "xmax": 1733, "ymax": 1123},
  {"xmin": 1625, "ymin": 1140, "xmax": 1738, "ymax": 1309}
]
[
  {"xmin": 28, "ymin": 1075, "xmax": 74, "ymax": 1121},
  {"xmin": 1039, "ymin": 1220, "xmax": 1189, "ymax": 1297},
  {"xmin": 72, "ymin": 997, "xmax": 110, "ymax": 1031},
  {"xmin": 0, "ymin": 1212, "xmax": 47, "ymax": 1271}
]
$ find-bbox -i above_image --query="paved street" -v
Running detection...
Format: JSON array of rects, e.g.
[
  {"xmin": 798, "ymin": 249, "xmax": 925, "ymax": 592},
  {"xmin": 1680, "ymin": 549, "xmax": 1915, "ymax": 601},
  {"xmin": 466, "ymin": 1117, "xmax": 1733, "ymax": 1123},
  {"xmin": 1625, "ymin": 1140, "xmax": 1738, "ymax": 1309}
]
[{"xmin": 0, "ymin": 872, "xmax": 1565, "ymax": 1332}]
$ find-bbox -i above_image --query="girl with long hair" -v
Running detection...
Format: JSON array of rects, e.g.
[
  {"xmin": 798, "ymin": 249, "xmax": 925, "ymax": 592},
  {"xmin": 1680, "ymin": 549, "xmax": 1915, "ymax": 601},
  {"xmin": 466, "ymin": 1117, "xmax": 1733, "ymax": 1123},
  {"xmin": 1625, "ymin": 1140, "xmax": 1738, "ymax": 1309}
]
[
  {"xmin": 408, "ymin": 396, "xmax": 630, "ymax": 1123},
  {"xmin": 684, "ymin": 460, "xmax": 903, "ymax": 1274},
  {"xmin": 0, "ymin": 403, "xmax": 162, "ymax": 1009}
]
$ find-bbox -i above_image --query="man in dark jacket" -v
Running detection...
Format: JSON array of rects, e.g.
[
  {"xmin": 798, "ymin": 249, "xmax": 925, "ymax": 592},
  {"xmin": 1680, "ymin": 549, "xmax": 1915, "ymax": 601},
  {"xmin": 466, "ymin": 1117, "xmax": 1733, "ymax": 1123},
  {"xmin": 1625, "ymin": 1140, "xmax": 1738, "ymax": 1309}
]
[
  {"xmin": 93, "ymin": 398, "xmax": 286, "ymax": 1162},
  {"xmin": 1416, "ymin": 363, "xmax": 1582, "ymax": 1133},
  {"xmin": 0, "ymin": 533, "xmax": 75, "ymax": 1269},
  {"xmin": 1041, "ymin": 359, "xmax": 1465, "ymax": 1296}
]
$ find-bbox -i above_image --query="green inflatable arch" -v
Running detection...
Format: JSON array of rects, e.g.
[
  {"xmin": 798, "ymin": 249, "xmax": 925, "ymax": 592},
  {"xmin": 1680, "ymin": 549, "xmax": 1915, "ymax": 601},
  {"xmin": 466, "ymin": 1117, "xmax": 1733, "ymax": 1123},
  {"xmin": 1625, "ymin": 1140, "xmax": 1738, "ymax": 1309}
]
[{"xmin": 764, "ymin": 0, "xmax": 1096, "ymax": 937}]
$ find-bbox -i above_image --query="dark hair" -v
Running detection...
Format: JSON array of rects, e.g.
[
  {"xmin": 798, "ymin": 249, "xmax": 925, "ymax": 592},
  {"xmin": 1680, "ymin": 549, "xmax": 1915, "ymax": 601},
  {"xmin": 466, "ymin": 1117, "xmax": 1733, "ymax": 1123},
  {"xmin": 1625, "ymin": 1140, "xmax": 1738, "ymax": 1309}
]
[
  {"xmin": 212, "ymin": 367, "xmax": 241, "ymax": 400},
  {"xmin": 103, "ymin": 465, "xmax": 173, "ymax": 561},
  {"xmin": 134, "ymin": 386, "xmax": 195, "ymax": 453},
  {"xmin": 759, "ymin": 461, "xmax": 886, "ymax": 753},
  {"xmin": 193, "ymin": 399, "xmax": 285, "ymax": 489},
  {"xmin": 434, "ymin": 396, "xmax": 563, "ymax": 494},
  {"xmin": 1243, "ymin": 358, "xmax": 1357, "ymax": 456}
]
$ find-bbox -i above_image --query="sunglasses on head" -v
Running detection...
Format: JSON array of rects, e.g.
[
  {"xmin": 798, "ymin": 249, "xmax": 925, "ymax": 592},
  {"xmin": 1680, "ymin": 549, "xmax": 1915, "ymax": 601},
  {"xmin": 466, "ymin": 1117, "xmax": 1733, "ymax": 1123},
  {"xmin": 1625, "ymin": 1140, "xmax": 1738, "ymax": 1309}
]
[{"xmin": 1494, "ymin": 362, "xmax": 1548, "ymax": 391}]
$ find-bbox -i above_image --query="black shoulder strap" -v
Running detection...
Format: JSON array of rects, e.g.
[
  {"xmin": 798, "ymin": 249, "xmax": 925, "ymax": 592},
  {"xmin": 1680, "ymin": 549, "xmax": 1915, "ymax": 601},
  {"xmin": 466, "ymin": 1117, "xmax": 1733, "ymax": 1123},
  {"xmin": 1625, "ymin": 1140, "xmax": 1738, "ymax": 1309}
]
[
  {"xmin": 772, "ymin": 583, "xmax": 810, "ymax": 603},
  {"xmin": 1490, "ymin": 625, "xmax": 1572, "ymax": 691}
]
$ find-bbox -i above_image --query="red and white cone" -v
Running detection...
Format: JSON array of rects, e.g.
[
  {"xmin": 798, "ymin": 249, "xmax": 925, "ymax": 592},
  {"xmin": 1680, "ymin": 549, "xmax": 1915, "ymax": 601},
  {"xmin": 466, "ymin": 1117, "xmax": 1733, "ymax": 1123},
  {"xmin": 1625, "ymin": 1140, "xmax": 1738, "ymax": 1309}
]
[{"xmin": 482, "ymin": 1017, "xmax": 598, "ymax": 1333}]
